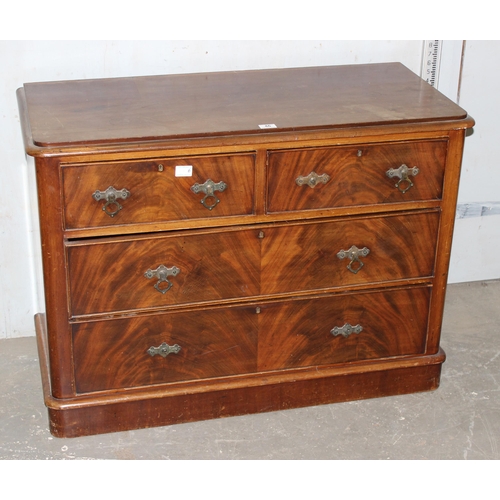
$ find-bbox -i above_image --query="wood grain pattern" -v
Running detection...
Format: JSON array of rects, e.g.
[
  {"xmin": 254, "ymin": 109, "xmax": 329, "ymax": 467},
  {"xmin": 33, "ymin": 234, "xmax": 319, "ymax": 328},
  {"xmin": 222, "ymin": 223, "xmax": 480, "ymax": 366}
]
[
  {"xmin": 47, "ymin": 356, "xmax": 445, "ymax": 437},
  {"xmin": 38, "ymin": 312, "xmax": 445, "ymax": 437},
  {"xmin": 426, "ymin": 128, "xmax": 469, "ymax": 354},
  {"xmin": 257, "ymin": 287, "xmax": 430, "ymax": 370},
  {"xmin": 34, "ymin": 157, "xmax": 75, "ymax": 398},
  {"xmin": 19, "ymin": 64, "xmax": 473, "ymax": 437},
  {"xmin": 49, "ymin": 358, "xmax": 445, "ymax": 437},
  {"xmin": 72, "ymin": 285, "xmax": 430, "ymax": 393},
  {"xmin": 261, "ymin": 211, "xmax": 440, "ymax": 294},
  {"xmin": 22, "ymin": 63, "xmax": 468, "ymax": 147},
  {"xmin": 73, "ymin": 306, "xmax": 258, "ymax": 393},
  {"xmin": 67, "ymin": 211, "xmax": 438, "ymax": 317},
  {"xmin": 267, "ymin": 140, "xmax": 447, "ymax": 212},
  {"xmin": 67, "ymin": 228, "xmax": 261, "ymax": 316},
  {"xmin": 62, "ymin": 153, "xmax": 256, "ymax": 229}
]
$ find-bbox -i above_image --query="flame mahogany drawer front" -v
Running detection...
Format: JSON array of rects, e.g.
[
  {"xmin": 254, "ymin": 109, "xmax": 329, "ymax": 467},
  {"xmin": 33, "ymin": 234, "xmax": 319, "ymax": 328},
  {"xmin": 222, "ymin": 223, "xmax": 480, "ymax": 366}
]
[
  {"xmin": 62, "ymin": 153, "xmax": 256, "ymax": 229},
  {"xmin": 267, "ymin": 140, "xmax": 447, "ymax": 213},
  {"xmin": 72, "ymin": 305, "xmax": 259, "ymax": 393},
  {"xmin": 19, "ymin": 63, "xmax": 473, "ymax": 437},
  {"xmin": 72, "ymin": 286, "xmax": 430, "ymax": 394},
  {"xmin": 66, "ymin": 211, "xmax": 439, "ymax": 317},
  {"xmin": 257, "ymin": 286, "xmax": 431, "ymax": 372}
]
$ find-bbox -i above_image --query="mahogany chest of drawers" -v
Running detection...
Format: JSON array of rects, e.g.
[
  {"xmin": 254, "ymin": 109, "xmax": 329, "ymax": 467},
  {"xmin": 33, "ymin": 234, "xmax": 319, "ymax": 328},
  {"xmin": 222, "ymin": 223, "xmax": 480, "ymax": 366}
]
[{"xmin": 18, "ymin": 63, "xmax": 474, "ymax": 437}]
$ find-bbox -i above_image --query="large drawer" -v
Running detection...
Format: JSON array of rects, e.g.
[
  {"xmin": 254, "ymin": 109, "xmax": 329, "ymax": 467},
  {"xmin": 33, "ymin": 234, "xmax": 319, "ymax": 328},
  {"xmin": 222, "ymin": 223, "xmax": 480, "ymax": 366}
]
[
  {"xmin": 72, "ymin": 286, "xmax": 430, "ymax": 393},
  {"xmin": 66, "ymin": 228, "xmax": 261, "ymax": 317},
  {"xmin": 267, "ymin": 140, "xmax": 447, "ymax": 213},
  {"xmin": 62, "ymin": 152, "xmax": 256, "ymax": 229},
  {"xmin": 258, "ymin": 286, "xmax": 431, "ymax": 371},
  {"xmin": 72, "ymin": 305, "xmax": 259, "ymax": 393},
  {"xmin": 67, "ymin": 211, "xmax": 439, "ymax": 317},
  {"xmin": 260, "ymin": 211, "xmax": 439, "ymax": 295}
]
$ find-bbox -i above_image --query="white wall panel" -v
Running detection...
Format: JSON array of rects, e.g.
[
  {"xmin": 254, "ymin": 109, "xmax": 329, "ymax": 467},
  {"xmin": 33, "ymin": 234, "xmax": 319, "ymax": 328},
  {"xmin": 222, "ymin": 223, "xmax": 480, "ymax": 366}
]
[{"xmin": 448, "ymin": 41, "xmax": 500, "ymax": 283}]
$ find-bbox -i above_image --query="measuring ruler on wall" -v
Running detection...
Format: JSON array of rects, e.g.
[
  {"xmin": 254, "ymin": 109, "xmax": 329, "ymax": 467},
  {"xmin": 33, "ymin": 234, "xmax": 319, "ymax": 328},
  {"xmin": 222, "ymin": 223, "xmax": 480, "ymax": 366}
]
[{"xmin": 421, "ymin": 40, "xmax": 442, "ymax": 88}]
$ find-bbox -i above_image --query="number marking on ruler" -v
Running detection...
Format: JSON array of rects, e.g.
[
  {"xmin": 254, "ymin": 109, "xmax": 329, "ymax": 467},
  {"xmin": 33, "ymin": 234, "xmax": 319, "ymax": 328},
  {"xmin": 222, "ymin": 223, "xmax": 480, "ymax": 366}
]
[{"xmin": 421, "ymin": 40, "xmax": 442, "ymax": 88}]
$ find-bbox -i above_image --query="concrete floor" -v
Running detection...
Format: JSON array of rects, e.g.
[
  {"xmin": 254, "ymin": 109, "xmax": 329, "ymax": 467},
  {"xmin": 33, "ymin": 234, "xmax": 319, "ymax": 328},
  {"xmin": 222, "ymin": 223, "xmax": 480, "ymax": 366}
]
[{"xmin": 1, "ymin": 279, "xmax": 499, "ymax": 460}]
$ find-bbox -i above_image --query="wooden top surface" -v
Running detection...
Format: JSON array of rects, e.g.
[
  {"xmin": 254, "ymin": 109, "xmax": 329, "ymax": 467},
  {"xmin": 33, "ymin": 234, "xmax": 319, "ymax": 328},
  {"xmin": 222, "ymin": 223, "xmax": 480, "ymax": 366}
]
[{"xmin": 20, "ymin": 63, "xmax": 470, "ymax": 148}]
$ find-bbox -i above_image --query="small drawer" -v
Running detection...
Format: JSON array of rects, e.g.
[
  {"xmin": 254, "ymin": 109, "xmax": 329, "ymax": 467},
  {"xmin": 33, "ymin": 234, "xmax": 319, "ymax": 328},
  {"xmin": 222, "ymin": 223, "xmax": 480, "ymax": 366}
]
[
  {"xmin": 261, "ymin": 211, "xmax": 440, "ymax": 294},
  {"xmin": 72, "ymin": 305, "xmax": 259, "ymax": 393},
  {"xmin": 62, "ymin": 152, "xmax": 256, "ymax": 229},
  {"xmin": 66, "ymin": 227, "xmax": 261, "ymax": 317},
  {"xmin": 257, "ymin": 286, "xmax": 430, "ymax": 371},
  {"xmin": 267, "ymin": 140, "xmax": 447, "ymax": 213}
]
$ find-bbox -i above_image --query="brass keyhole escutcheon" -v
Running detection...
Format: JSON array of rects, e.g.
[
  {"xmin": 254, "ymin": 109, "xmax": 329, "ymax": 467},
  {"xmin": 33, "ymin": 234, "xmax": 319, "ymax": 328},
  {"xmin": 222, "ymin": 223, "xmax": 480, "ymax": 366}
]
[
  {"xmin": 147, "ymin": 342, "xmax": 181, "ymax": 358},
  {"xmin": 331, "ymin": 323, "xmax": 363, "ymax": 338},
  {"xmin": 296, "ymin": 171, "xmax": 330, "ymax": 188}
]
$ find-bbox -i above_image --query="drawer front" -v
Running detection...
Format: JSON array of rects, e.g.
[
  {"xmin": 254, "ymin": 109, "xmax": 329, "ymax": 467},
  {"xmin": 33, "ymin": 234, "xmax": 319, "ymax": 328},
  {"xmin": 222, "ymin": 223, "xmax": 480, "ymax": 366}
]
[
  {"xmin": 67, "ymin": 228, "xmax": 261, "ymax": 316},
  {"xmin": 73, "ymin": 286, "xmax": 429, "ymax": 393},
  {"xmin": 267, "ymin": 140, "xmax": 447, "ymax": 212},
  {"xmin": 261, "ymin": 211, "xmax": 439, "ymax": 295},
  {"xmin": 73, "ymin": 306, "xmax": 258, "ymax": 393},
  {"xmin": 67, "ymin": 211, "xmax": 438, "ymax": 316},
  {"xmin": 258, "ymin": 286, "xmax": 430, "ymax": 371},
  {"xmin": 62, "ymin": 153, "xmax": 256, "ymax": 229}
]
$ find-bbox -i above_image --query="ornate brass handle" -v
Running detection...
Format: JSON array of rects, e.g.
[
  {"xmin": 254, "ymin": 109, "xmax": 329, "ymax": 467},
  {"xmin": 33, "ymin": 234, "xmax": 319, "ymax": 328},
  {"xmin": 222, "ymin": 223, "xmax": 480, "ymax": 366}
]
[
  {"xmin": 144, "ymin": 265, "xmax": 180, "ymax": 294},
  {"xmin": 147, "ymin": 342, "xmax": 181, "ymax": 358},
  {"xmin": 386, "ymin": 164, "xmax": 419, "ymax": 193},
  {"xmin": 191, "ymin": 179, "xmax": 227, "ymax": 210},
  {"xmin": 337, "ymin": 245, "xmax": 370, "ymax": 274},
  {"xmin": 92, "ymin": 186, "xmax": 131, "ymax": 217},
  {"xmin": 296, "ymin": 171, "xmax": 330, "ymax": 188},
  {"xmin": 330, "ymin": 323, "xmax": 363, "ymax": 338}
]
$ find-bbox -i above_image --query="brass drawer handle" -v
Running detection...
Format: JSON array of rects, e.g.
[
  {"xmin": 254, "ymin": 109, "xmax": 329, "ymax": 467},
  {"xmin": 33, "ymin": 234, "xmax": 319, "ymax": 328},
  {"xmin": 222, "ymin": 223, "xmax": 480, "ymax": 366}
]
[
  {"xmin": 386, "ymin": 164, "xmax": 419, "ymax": 193},
  {"xmin": 144, "ymin": 265, "xmax": 180, "ymax": 294},
  {"xmin": 147, "ymin": 342, "xmax": 181, "ymax": 358},
  {"xmin": 92, "ymin": 186, "xmax": 130, "ymax": 217},
  {"xmin": 330, "ymin": 323, "xmax": 363, "ymax": 338},
  {"xmin": 337, "ymin": 245, "xmax": 370, "ymax": 274},
  {"xmin": 191, "ymin": 179, "xmax": 227, "ymax": 210},
  {"xmin": 296, "ymin": 171, "xmax": 330, "ymax": 188}
]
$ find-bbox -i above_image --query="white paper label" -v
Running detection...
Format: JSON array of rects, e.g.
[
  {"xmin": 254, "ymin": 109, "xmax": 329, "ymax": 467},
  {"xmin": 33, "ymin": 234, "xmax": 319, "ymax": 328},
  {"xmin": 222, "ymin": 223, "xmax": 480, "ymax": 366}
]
[
  {"xmin": 175, "ymin": 165, "xmax": 193, "ymax": 177},
  {"xmin": 258, "ymin": 123, "xmax": 277, "ymax": 129}
]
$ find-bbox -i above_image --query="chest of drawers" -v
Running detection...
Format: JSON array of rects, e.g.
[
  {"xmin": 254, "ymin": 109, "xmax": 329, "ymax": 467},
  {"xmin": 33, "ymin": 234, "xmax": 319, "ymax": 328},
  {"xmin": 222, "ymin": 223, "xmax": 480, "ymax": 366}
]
[{"xmin": 18, "ymin": 63, "xmax": 474, "ymax": 437}]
